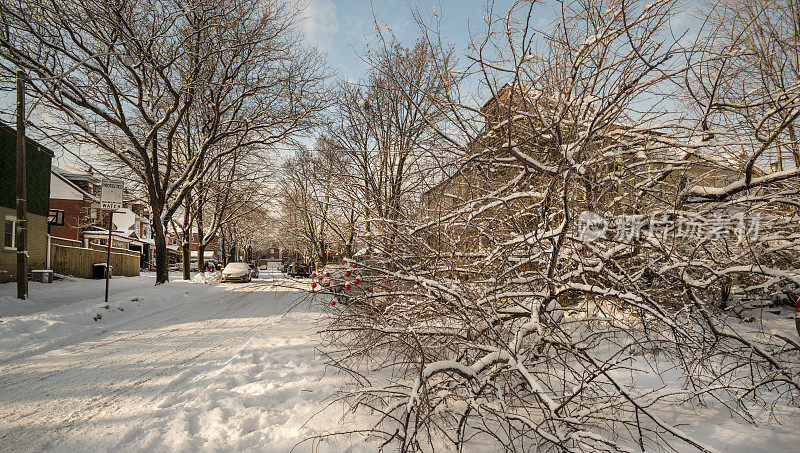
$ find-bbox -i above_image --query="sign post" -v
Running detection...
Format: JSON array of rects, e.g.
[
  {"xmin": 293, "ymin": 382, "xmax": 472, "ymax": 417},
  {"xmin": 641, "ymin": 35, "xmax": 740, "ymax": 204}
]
[{"xmin": 100, "ymin": 180, "xmax": 124, "ymax": 303}]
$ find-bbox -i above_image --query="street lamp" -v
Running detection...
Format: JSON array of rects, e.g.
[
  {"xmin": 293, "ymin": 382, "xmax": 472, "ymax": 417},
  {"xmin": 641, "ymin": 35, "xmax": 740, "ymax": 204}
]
[{"xmin": 14, "ymin": 51, "xmax": 134, "ymax": 299}]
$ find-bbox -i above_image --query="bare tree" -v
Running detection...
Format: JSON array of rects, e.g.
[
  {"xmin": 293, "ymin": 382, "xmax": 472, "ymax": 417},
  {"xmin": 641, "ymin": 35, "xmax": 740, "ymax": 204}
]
[
  {"xmin": 320, "ymin": 40, "xmax": 456, "ymax": 254},
  {"xmin": 311, "ymin": 1, "xmax": 800, "ymax": 451},
  {"xmin": 0, "ymin": 0, "xmax": 328, "ymax": 283},
  {"xmin": 279, "ymin": 148, "xmax": 332, "ymax": 265}
]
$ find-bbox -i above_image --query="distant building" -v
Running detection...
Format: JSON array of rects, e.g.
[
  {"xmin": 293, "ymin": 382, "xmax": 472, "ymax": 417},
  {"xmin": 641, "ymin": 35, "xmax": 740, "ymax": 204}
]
[
  {"xmin": 262, "ymin": 242, "xmax": 282, "ymax": 260},
  {"xmin": 188, "ymin": 232, "xmax": 222, "ymax": 262},
  {"xmin": 0, "ymin": 125, "xmax": 54, "ymax": 283},
  {"xmin": 49, "ymin": 167, "xmax": 100, "ymax": 241},
  {"xmin": 168, "ymin": 224, "xmax": 222, "ymax": 263},
  {"xmin": 49, "ymin": 166, "xmax": 162, "ymax": 269}
]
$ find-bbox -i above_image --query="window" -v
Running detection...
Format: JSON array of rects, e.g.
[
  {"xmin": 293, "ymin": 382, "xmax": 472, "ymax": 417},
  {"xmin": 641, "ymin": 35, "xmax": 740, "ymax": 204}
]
[{"xmin": 4, "ymin": 216, "xmax": 16, "ymax": 249}]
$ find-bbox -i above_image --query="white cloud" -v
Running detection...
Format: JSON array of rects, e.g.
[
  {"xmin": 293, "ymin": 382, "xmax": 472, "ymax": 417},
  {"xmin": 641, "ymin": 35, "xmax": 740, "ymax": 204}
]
[{"xmin": 301, "ymin": 0, "xmax": 340, "ymax": 52}]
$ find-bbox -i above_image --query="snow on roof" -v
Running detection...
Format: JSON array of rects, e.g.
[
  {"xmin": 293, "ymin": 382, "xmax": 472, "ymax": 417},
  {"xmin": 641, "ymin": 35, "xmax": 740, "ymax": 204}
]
[
  {"xmin": 52, "ymin": 164, "xmax": 100, "ymax": 182},
  {"xmin": 51, "ymin": 169, "xmax": 99, "ymax": 202}
]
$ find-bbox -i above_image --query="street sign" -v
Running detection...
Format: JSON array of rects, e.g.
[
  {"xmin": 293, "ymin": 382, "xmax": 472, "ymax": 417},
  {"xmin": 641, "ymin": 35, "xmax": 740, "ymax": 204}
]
[
  {"xmin": 47, "ymin": 209, "xmax": 64, "ymax": 225},
  {"xmin": 100, "ymin": 180, "xmax": 124, "ymax": 210}
]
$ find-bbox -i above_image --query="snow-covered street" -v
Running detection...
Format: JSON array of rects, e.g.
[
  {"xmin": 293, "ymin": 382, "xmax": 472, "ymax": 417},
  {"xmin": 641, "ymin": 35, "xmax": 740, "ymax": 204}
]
[{"xmin": 0, "ymin": 271, "xmax": 365, "ymax": 452}]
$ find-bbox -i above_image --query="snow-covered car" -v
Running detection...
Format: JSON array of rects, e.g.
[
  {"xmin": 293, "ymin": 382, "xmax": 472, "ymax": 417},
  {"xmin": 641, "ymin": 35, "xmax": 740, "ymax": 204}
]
[
  {"xmin": 220, "ymin": 262, "xmax": 252, "ymax": 283},
  {"xmin": 202, "ymin": 259, "xmax": 220, "ymax": 272},
  {"xmin": 248, "ymin": 263, "xmax": 259, "ymax": 279}
]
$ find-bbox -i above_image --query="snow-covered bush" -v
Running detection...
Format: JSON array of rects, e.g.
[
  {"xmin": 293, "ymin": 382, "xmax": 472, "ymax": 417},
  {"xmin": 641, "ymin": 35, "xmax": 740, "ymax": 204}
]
[{"xmin": 316, "ymin": 0, "xmax": 800, "ymax": 450}]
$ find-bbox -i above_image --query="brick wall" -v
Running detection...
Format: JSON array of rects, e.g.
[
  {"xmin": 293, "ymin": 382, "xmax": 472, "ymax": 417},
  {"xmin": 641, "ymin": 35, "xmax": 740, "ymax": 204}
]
[{"xmin": 49, "ymin": 198, "xmax": 91, "ymax": 241}]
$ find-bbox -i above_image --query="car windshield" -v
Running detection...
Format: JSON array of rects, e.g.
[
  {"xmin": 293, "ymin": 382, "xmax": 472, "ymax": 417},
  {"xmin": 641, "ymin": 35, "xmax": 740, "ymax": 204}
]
[{"xmin": 224, "ymin": 263, "xmax": 249, "ymax": 272}]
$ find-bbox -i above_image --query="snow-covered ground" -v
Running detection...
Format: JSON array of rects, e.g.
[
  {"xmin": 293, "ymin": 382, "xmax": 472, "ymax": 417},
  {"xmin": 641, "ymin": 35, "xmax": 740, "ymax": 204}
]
[
  {"xmin": 0, "ymin": 273, "xmax": 159, "ymax": 317},
  {"xmin": 2, "ymin": 271, "xmax": 798, "ymax": 452},
  {"xmin": 0, "ymin": 270, "xmax": 373, "ymax": 452}
]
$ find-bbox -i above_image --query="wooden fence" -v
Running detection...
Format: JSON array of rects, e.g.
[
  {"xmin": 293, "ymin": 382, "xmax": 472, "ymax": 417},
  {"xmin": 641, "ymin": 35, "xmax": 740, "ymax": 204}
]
[{"xmin": 49, "ymin": 238, "xmax": 141, "ymax": 279}]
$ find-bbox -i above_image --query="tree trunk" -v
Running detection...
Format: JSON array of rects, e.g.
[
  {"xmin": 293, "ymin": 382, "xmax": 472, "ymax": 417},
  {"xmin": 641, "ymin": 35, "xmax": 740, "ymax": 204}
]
[
  {"xmin": 197, "ymin": 208, "xmax": 205, "ymax": 273},
  {"xmin": 153, "ymin": 218, "xmax": 169, "ymax": 284},
  {"xmin": 198, "ymin": 244, "xmax": 206, "ymax": 272},
  {"xmin": 182, "ymin": 240, "xmax": 191, "ymax": 280},
  {"xmin": 221, "ymin": 231, "xmax": 227, "ymax": 265}
]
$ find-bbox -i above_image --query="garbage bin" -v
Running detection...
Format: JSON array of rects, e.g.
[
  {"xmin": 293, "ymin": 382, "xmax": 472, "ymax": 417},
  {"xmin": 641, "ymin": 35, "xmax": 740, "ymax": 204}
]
[{"xmin": 92, "ymin": 263, "xmax": 112, "ymax": 279}]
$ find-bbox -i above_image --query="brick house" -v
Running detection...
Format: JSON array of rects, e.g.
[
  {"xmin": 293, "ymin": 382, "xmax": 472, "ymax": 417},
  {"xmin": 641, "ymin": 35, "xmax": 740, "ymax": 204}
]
[
  {"xmin": 0, "ymin": 124, "xmax": 53, "ymax": 283},
  {"xmin": 188, "ymin": 232, "xmax": 222, "ymax": 261},
  {"xmin": 421, "ymin": 84, "xmax": 746, "ymax": 260},
  {"xmin": 49, "ymin": 168, "xmax": 100, "ymax": 241}
]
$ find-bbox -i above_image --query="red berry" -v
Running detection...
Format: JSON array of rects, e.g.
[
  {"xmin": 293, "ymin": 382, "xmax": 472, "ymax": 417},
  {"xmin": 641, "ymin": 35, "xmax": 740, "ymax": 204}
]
[
  {"xmin": 331, "ymin": 301, "xmax": 335, "ymax": 306},
  {"xmin": 354, "ymin": 278, "xmax": 360, "ymax": 285},
  {"xmin": 319, "ymin": 277, "xmax": 323, "ymax": 281},
  {"xmin": 312, "ymin": 273, "xmax": 317, "ymax": 278},
  {"xmin": 324, "ymin": 272, "xmax": 330, "ymax": 277},
  {"xmin": 353, "ymin": 263, "xmax": 358, "ymax": 268},
  {"xmin": 345, "ymin": 270, "xmax": 351, "ymax": 277},
  {"xmin": 345, "ymin": 284, "xmax": 351, "ymax": 291},
  {"xmin": 311, "ymin": 282, "xmax": 317, "ymax": 289}
]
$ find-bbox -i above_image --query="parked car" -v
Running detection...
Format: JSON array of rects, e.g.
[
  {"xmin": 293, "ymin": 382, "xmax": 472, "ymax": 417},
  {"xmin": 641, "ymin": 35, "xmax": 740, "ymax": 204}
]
[
  {"xmin": 248, "ymin": 263, "xmax": 259, "ymax": 279},
  {"xmin": 220, "ymin": 262, "xmax": 252, "ymax": 283},
  {"xmin": 319, "ymin": 263, "xmax": 377, "ymax": 304},
  {"xmin": 320, "ymin": 263, "xmax": 349, "ymax": 288},
  {"xmin": 203, "ymin": 259, "xmax": 219, "ymax": 272},
  {"xmin": 288, "ymin": 262, "xmax": 311, "ymax": 277}
]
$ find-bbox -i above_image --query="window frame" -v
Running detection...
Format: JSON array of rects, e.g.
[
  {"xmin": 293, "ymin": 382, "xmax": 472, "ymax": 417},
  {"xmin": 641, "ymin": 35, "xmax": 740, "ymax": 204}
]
[{"xmin": 4, "ymin": 215, "xmax": 17, "ymax": 250}]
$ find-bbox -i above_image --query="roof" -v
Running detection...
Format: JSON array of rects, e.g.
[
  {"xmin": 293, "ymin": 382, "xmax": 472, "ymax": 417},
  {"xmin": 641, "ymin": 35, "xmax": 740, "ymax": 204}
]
[
  {"xmin": 83, "ymin": 229, "xmax": 144, "ymax": 245},
  {"xmin": 51, "ymin": 164, "xmax": 100, "ymax": 183},
  {"xmin": 51, "ymin": 168, "xmax": 99, "ymax": 201}
]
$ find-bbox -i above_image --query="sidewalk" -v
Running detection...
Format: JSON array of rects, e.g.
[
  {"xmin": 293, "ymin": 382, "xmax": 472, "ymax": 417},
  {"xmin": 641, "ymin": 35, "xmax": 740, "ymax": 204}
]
[{"xmin": 0, "ymin": 273, "xmax": 157, "ymax": 317}]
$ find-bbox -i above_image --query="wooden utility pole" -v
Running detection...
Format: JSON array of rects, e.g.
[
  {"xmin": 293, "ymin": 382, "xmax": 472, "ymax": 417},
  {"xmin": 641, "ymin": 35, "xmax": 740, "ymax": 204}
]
[{"xmin": 16, "ymin": 70, "xmax": 28, "ymax": 300}]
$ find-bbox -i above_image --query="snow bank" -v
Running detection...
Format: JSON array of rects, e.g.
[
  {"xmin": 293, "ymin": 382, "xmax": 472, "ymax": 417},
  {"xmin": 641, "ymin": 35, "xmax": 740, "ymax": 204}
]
[
  {"xmin": 0, "ymin": 278, "xmax": 221, "ymax": 364},
  {"xmin": 0, "ymin": 274, "xmax": 158, "ymax": 317},
  {"xmin": 192, "ymin": 271, "xmax": 220, "ymax": 285}
]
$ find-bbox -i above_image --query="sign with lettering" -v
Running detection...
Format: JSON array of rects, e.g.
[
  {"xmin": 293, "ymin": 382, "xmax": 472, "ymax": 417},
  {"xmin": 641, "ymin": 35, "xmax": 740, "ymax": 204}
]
[{"xmin": 100, "ymin": 180, "xmax": 124, "ymax": 210}]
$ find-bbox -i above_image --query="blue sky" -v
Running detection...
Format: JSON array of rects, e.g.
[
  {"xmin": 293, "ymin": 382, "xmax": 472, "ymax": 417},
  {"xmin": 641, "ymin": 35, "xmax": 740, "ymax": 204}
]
[
  {"xmin": 300, "ymin": 0, "xmax": 699, "ymax": 83},
  {"xmin": 6, "ymin": 0, "xmax": 701, "ymax": 168},
  {"xmin": 6, "ymin": 0, "xmax": 529, "ymax": 167},
  {"xmin": 299, "ymin": 0, "xmax": 520, "ymax": 81}
]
